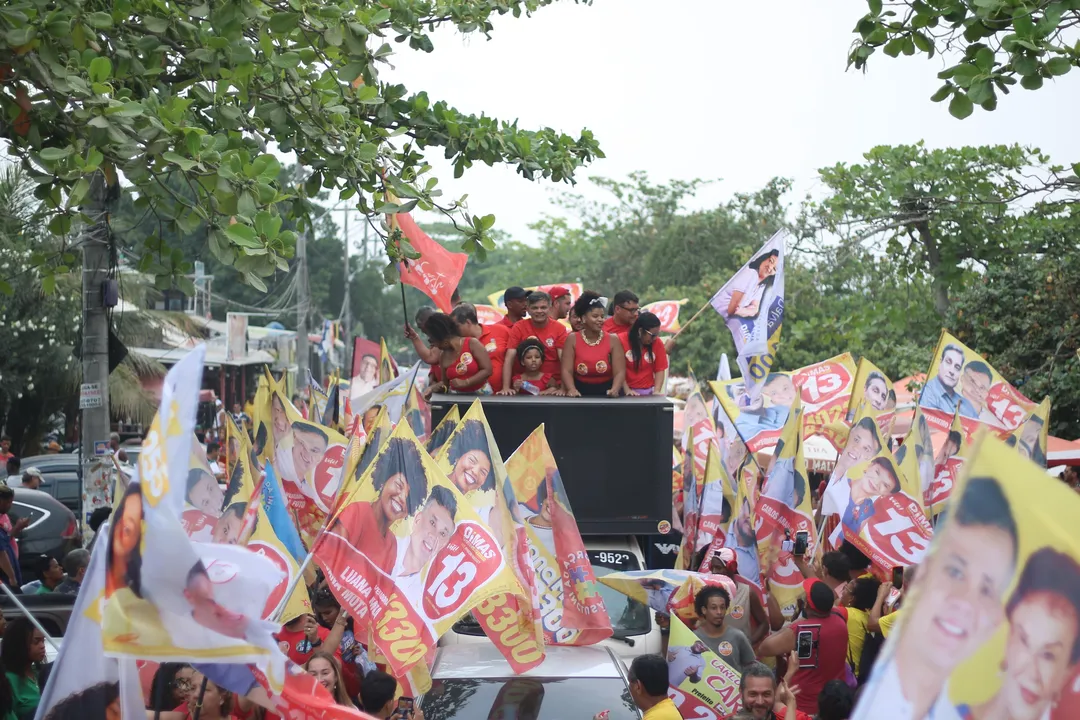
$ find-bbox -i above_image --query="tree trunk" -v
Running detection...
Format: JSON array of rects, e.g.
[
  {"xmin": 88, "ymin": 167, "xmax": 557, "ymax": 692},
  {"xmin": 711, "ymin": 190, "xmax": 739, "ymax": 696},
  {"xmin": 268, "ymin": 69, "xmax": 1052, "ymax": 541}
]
[{"xmin": 916, "ymin": 221, "xmax": 950, "ymax": 316}]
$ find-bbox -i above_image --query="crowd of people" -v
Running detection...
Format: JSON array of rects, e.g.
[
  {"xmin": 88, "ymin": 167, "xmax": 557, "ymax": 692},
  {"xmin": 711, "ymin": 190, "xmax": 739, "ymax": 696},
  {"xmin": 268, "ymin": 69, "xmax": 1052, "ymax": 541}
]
[{"xmin": 407, "ymin": 286, "xmax": 670, "ymax": 398}]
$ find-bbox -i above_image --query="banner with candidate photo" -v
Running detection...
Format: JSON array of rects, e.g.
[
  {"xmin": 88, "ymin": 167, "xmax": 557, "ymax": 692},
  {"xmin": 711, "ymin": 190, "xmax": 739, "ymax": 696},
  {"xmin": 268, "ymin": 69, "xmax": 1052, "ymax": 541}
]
[
  {"xmin": 712, "ymin": 460, "xmax": 762, "ymax": 588},
  {"xmin": 426, "ymin": 405, "xmax": 459, "ymax": 457},
  {"xmin": 710, "ymin": 397, "xmax": 762, "ymax": 514},
  {"xmin": 847, "ymin": 357, "xmax": 897, "ymax": 436},
  {"xmin": 505, "ymin": 424, "xmax": 612, "ymax": 647},
  {"xmin": 918, "ymin": 330, "xmax": 1037, "ymax": 437},
  {"xmin": 894, "ymin": 407, "xmax": 935, "ymax": 514},
  {"xmin": 793, "ymin": 352, "xmax": 857, "ymax": 445},
  {"xmin": 709, "ymin": 230, "xmax": 787, "ymax": 401},
  {"xmin": 433, "ymin": 401, "xmax": 545, "ymax": 671},
  {"xmin": 852, "ymin": 433, "xmax": 1080, "ymax": 720},
  {"xmin": 1006, "ymin": 395, "xmax": 1050, "ymax": 467},
  {"xmin": 925, "ymin": 407, "xmax": 972, "ymax": 517},
  {"xmin": 712, "ymin": 372, "xmax": 797, "ymax": 454},
  {"xmin": 753, "ymin": 395, "xmax": 814, "ymax": 610},
  {"xmin": 667, "ymin": 615, "xmax": 743, "ymax": 720},
  {"xmin": 822, "ymin": 405, "xmax": 932, "ymax": 579},
  {"xmin": 314, "ymin": 421, "xmax": 529, "ymax": 688},
  {"xmin": 679, "ymin": 443, "xmax": 734, "ymax": 571}
]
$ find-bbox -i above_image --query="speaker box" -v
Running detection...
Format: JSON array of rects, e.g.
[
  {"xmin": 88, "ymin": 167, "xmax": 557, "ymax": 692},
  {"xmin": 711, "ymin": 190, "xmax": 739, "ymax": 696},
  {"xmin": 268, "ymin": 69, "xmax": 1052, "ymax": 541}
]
[{"xmin": 430, "ymin": 395, "xmax": 674, "ymax": 535}]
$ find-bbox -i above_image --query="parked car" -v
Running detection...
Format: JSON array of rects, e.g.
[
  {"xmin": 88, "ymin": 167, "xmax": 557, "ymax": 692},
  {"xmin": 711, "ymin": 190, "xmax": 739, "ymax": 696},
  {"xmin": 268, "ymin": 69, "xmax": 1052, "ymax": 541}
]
[
  {"xmin": 18, "ymin": 453, "xmax": 82, "ymax": 516},
  {"xmin": 0, "ymin": 590, "xmax": 76, "ymax": 640},
  {"xmin": 9, "ymin": 487, "xmax": 80, "ymax": 580},
  {"xmin": 423, "ymin": 644, "xmax": 640, "ymax": 720}
]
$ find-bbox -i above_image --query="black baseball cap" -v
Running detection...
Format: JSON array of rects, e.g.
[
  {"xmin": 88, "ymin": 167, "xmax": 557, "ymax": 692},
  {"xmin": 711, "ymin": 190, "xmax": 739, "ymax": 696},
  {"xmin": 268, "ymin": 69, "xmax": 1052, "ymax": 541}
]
[{"xmin": 504, "ymin": 286, "xmax": 528, "ymax": 301}]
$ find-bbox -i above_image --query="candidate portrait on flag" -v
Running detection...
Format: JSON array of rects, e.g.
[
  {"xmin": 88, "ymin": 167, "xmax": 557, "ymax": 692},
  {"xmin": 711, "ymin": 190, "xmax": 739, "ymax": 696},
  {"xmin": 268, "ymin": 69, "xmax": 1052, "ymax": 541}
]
[{"xmin": 711, "ymin": 246, "xmax": 780, "ymax": 355}]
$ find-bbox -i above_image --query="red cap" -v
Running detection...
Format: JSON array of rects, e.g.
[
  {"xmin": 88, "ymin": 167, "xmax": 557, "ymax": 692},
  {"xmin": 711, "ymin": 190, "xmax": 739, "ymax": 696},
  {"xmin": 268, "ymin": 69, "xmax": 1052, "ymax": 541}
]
[
  {"xmin": 549, "ymin": 285, "xmax": 571, "ymax": 300},
  {"xmin": 802, "ymin": 578, "xmax": 834, "ymax": 614}
]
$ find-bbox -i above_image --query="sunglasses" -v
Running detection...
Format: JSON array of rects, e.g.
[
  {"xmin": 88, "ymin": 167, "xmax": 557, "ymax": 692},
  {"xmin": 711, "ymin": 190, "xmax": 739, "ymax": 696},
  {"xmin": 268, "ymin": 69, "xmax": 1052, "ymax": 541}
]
[
  {"xmin": 618, "ymin": 305, "xmax": 640, "ymax": 314},
  {"xmin": 643, "ymin": 329, "xmax": 659, "ymax": 339}
]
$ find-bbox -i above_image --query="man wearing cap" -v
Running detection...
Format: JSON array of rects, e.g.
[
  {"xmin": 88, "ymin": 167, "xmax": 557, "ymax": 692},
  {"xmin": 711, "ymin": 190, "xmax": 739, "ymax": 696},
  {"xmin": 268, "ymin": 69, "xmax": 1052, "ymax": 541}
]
[
  {"xmin": 755, "ymin": 578, "xmax": 848, "ymax": 716},
  {"xmin": 11, "ymin": 468, "xmax": 42, "ymax": 490},
  {"xmin": 549, "ymin": 286, "xmax": 572, "ymax": 322},
  {"xmin": 704, "ymin": 547, "xmax": 770, "ymax": 645},
  {"xmin": 499, "ymin": 286, "xmax": 529, "ymax": 328}
]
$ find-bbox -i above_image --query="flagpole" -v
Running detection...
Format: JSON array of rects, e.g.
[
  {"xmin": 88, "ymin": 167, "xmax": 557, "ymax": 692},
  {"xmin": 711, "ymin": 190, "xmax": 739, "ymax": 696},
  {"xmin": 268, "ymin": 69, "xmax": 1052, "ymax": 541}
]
[
  {"xmin": 269, "ymin": 544, "xmax": 318, "ymax": 623},
  {"xmin": 0, "ymin": 583, "xmax": 61, "ymax": 652},
  {"xmin": 665, "ymin": 298, "xmax": 714, "ymax": 347},
  {"xmin": 191, "ymin": 675, "xmax": 210, "ymax": 720}
]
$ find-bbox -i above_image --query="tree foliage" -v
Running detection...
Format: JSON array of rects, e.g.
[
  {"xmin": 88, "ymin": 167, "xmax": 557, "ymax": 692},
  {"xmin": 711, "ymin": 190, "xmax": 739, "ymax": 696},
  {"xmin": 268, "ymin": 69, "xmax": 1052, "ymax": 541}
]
[
  {"xmin": 0, "ymin": 0, "xmax": 601, "ymax": 292},
  {"xmin": 849, "ymin": 0, "xmax": 1080, "ymax": 121}
]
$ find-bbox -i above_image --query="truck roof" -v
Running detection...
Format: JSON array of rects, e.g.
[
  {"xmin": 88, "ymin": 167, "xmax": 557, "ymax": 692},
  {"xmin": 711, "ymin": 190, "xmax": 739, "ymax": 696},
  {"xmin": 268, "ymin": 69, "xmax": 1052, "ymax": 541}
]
[{"xmin": 432, "ymin": 644, "xmax": 625, "ymax": 680}]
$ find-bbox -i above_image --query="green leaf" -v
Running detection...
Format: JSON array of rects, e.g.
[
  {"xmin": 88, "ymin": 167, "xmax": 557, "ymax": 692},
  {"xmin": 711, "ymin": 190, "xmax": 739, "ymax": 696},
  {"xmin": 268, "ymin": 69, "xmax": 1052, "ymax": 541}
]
[
  {"xmin": 912, "ymin": 31, "xmax": 932, "ymax": 53},
  {"xmin": 479, "ymin": 214, "xmax": 496, "ymax": 230},
  {"xmin": 67, "ymin": 177, "xmax": 90, "ymax": 207},
  {"xmin": 269, "ymin": 13, "xmax": 300, "ymax": 33},
  {"xmin": 162, "ymin": 151, "xmax": 196, "ymax": 171},
  {"xmin": 88, "ymin": 56, "xmax": 112, "ymax": 83},
  {"xmin": 271, "ymin": 52, "xmax": 301, "ymax": 69},
  {"xmin": 242, "ymin": 272, "xmax": 268, "ymax": 292},
  {"xmin": 142, "ymin": 16, "xmax": 168, "ymax": 33},
  {"xmin": 6, "ymin": 26, "xmax": 36, "ymax": 47},
  {"xmin": 930, "ymin": 84, "xmax": 953, "ymax": 102},
  {"xmin": 86, "ymin": 12, "xmax": 114, "ymax": 28},
  {"xmin": 1012, "ymin": 55, "xmax": 1039, "ymax": 76},
  {"xmin": 186, "ymin": 131, "xmax": 201, "ymax": 158},
  {"xmin": 225, "ymin": 223, "xmax": 262, "ymax": 248},
  {"xmin": 41, "ymin": 274, "xmax": 55, "ymax": 295},
  {"xmin": 39, "ymin": 146, "xmax": 73, "ymax": 162},
  {"xmin": 48, "ymin": 213, "xmax": 72, "ymax": 235},
  {"xmin": 1021, "ymin": 74, "xmax": 1044, "ymax": 90},
  {"xmin": 356, "ymin": 143, "xmax": 379, "ymax": 161},
  {"xmin": 974, "ymin": 47, "xmax": 995, "ymax": 71},
  {"xmin": 967, "ymin": 79, "xmax": 993, "ymax": 105},
  {"xmin": 949, "ymin": 92, "xmax": 974, "ymax": 119},
  {"xmin": 1045, "ymin": 57, "xmax": 1073, "ymax": 76},
  {"xmin": 868, "ymin": 0, "xmax": 883, "ymax": 15}
]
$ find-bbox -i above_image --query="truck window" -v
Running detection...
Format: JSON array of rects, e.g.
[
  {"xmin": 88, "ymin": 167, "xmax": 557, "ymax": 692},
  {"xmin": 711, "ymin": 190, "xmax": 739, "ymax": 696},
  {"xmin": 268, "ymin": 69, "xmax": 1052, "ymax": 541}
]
[{"xmin": 587, "ymin": 550, "xmax": 651, "ymax": 638}]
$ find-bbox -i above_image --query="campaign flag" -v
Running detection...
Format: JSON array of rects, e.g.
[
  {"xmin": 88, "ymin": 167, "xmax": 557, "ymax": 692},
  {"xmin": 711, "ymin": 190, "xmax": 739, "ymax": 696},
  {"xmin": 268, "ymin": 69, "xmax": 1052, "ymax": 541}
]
[
  {"xmin": 852, "ymin": 433, "xmax": 1080, "ymax": 720},
  {"xmin": 667, "ymin": 573, "xmax": 739, "ymax": 631},
  {"xmin": 642, "ymin": 299, "xmax": 688, "ymax": 334},
  {"xmin": 314, "ymin": 422, "xmax": 531, "ymax": 689},
  {"xmin": 596, "ymin": 569, "xmax": 734, "ymax": 622},
  {"xmin": 402, "ymin": 383, "xmax": 432, "ymax": 445},
  {"xmin": 475, "ymin": 304, "xmax": 507, "ymax": 326},
  {"xmin": 433, "ymin": 402, "xmax": 546, "ymax": 669},
  {"xmin": 847, "ymin": 358, "xmax": 897, "ymax": 436},
  {"xmin": 717, "ymin": 459, "xmax": 762, "ymax": 588},
  {"xmin": 35, "ymin": 523, "xmax": 146, "ymax": 720},
  {"xmin": 1006, "ymin": 395, "xmax": 1050, "ymax": 467},
  {"xmin": 355, "ymin": 404, "xmax": 393, "ymax": 480},
  {"xmin": 822, "ymin": 405, "xmax": 932, "ymax": 578},
  {"xmin": 666, "ymin": 615, "xmax": 743, "ymax": 720},
  {"xmin": 710, "ymin": 394, "xmax": 762, "ymax": 513},
  {"xmin": 917, "ymin": 330, "xmax": 1037, "ymax": 437},
  {"xmin": 793, "ymin": 352, "xmax": 857, "ymax": 444},
  {"xmin": 353, "ymin": 337, "xmax": 382, "ymax": 387},
  {"xmin": 925, "ymin": 407, "xmax": 972, "ymax": 516},
  {"xmin": 505, "ymin": 424, "xmax": 612, "ymax": 647},
  {"xmin": 894, "ymin": 407, "xmax": 935, "ymax": 512},
  {"xmin": 487, "ymin": 283, "xmax": 584, "ymax": 309},
  {"xmin": 682, "ymin": 444, "xmax": 734, "ymax": 569},
  {"xmin": 353, "ymin": 361, "xmax": 422, "ymax": 423},
  {"xmin": 671, "ymin": 445, "xmax": 685, "ymax": 534},
  {"xmin": 713, "ymin": 372, "xmax": 796, "ymax": 453},
  {"xmin": 392, "ymin": 212, "xmax": 468, "ymax": 313},
  {"xmin": 709, "ymin": 230, "xmax": 786, "ymax": 400},
  {"xmin": 426, "ymin": 405, "xmax": 459, "ymax": 456},
  {"xmin": 379, "ymin": 337, "xmax": 399, "ymax": 384},
  {"xmin": 682, "ymin": 383, "xmax": 721, "ymax": 479},
  {"xmin": 251, "ymin": 370, "xmax": 281, "ymax": 465},
  {"xmin": 753, "ymin": 395, "xmax": 814, "ymax": 610}
]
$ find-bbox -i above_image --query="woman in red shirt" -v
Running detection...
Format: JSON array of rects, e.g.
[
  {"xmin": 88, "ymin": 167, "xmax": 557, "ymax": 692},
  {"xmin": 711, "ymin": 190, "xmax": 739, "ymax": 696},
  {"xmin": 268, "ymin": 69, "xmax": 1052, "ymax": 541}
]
[
  {"xmin": 424, "ymin": 313, "xmax": 493, "ymax": 394},
  {"xmin": 621, "ymin": 312, "xmax": 669, "ymax": 396},
  {"xmin": 561, "ymin": 291, "xmax": 626, "ymax": 397}
]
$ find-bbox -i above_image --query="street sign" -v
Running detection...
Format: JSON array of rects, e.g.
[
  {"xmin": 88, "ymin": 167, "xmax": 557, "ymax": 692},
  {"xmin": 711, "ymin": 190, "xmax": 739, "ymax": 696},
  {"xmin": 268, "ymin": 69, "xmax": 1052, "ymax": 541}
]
[
  {"xmin": 94, "ymin": 441, "xmax": 110, "ymax": 456},
  {"xmin": 79, "ymin": 383, "xmax": 103, "ymax": 409}
]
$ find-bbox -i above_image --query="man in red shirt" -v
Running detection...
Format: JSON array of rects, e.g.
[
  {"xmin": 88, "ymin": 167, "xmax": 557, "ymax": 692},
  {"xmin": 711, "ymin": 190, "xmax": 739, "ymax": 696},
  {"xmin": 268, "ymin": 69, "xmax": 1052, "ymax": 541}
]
[
  {"xmin": 549, "ymin": 286, "xmax": 572, "ymax": 322},
  {"xmin": 603, "ymin": 290, "xmax": 639, "ymax": 338},
  {"xmin": 498, "ymin": 286, "xmax": 529, "ymax": 328},
  {"xmin": 499, "ymin": 291, "xmax": 567, "ymax": 393},
  {"xmin": 452, "ymin": 303, "xmax": 509, "ymax": 388}
]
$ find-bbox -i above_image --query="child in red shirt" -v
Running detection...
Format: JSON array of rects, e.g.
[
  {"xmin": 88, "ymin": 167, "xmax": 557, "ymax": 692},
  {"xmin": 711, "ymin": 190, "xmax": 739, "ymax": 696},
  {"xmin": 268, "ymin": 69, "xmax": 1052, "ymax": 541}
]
[{"xmin": 510, "ymin": 339, "xmax": 559, "ymax": 395}]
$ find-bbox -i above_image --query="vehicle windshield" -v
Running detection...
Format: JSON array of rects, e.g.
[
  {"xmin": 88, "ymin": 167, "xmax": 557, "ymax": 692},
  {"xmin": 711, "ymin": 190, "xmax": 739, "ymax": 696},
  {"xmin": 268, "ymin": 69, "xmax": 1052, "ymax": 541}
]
[
  {"xmin": 588, "ymin": 550, "xmax": 650, "ymax": 638},
  {"xmin": 422, "ymin": 677, "xmax": 638, "ymax": 720}
]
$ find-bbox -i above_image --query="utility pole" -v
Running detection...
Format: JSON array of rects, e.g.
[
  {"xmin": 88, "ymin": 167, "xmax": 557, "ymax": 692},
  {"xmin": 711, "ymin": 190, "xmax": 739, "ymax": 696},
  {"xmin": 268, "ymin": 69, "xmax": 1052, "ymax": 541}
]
[
  {"xmin": 79, "ymin": 171, "xmax": 118, "ymax": 543},
  {"xmin": 296, "ymin": 223, "xmax": 309, "ymax": 394},
  {"xmin": 342, "ymin": 209, "xmax": 351, "ymax": 375}
]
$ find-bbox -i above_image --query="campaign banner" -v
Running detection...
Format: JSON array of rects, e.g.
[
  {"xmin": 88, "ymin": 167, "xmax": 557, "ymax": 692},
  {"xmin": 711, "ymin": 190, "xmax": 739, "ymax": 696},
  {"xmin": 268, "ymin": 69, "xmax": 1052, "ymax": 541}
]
[
  {"xmin": 925, "ymin": 408, "xmax": 972, "ymax": 516},
  {"xmin": 683, "ymin": 384, "xmax": 723, "ymax": 479},
  {"xmin": 710, "ymin": 395, "xmax": 762, "ymax": 514},
  {"xmin": 1006, "ymin": 395, "xmax": 1050, "ymax": 467},
  {"xmin": 667, "ymin": 573, "xmax": 739, "ymax": 631},
  {"xmin": 847, "ymin": 357, "xmax": 897, "ymax": 436},
  {"xmin": 314, "ymin": 422, "xmax": 527, "ymax": 688},
  {"xmin": 352, "ymin": 337, "xmax": 382, "ymax": 392},
  {"xmin": 711, "ymin": 457, "xmax": 762, "ymax": 588},
  {"xmin": 402, "ymin": 383, "xmax": 432, "ymax": 445},
  {"xmin": 753, "ymin": 396, "xmax": 814, "ymax": 609},
  {"xmin": 712, "ymin": 372, "xmax": 796, "ymax": 453},
  {"xmin": 379, "ymin": 337, "xmax": 398, "ymax": 384},
  {"xmin": 393, "ymin": 211, "xmax": 468, "ymax": 313},
  {"xmin": 667, "ymin": 615, "xmax": 743, "ymax": 720},
  {"xmin": 917, "ymin": 330, "xmax": 1037, "ymax": 437},
  {"xmin": 505, "ymin": 424, "xmax": 612, "ymax": 647},
  {"xmin": 597, "ymin": 569, "xmax": 731, "ymax": 618},
  {"xmin": 685, "ymin": 443, "xmax": 734, "ymax": 566},
  {"xmin": 794, "ymin": 352, "xmax": 857, "ymax": 444},
  {"xmin": 642, "ymin": 299, "xmax": 688, "ymax": 334},
  {"xmin": 426, "ymin": 405, "xmax": 460, "ymax": 456},
  {"xmin": 352, "ymin": 361, "xmax": 423, "ymax": 424},
  {"xmin": 823, "ymin": 404, "xmax": 933, "ymax": 577},
  {"xmin": 894, "ymin": 407, "xmax": 935, "ymax": 513},
  {"xmin": 487, "ymin": 283, "xmax": 584, "ymax": 309},
  {"xmin": 671, "ymin": 445, "xmax": 685, "ymax": 534},
  {"xmin": 433, "ymin": 402, "xmax": 546, "ymax": 670},
  {"xmin": 475, "ymin": 304, "xmax": 507, "ymax": 326},
  {"xmin": 852, "ymin": 433, "xmax": 1080, "ymax": 720},
  {"xmin": 709, "ymin": 230, "xmax": 787, "ymax": 401}
]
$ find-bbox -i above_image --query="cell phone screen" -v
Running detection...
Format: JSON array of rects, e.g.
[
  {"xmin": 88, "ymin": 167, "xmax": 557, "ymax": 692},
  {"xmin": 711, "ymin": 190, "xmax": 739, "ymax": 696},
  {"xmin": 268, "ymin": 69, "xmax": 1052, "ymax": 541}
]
[
  {"xmin": 797, "ymin": 630, "xmax": 813, "ymax": 659},
  {"xmin": 793, "ymin": 531, "xmax": 809, "ymax": 556},
  {"xmin": 397, "ymin": 698, "xmax": 414, "ymax": 716}
]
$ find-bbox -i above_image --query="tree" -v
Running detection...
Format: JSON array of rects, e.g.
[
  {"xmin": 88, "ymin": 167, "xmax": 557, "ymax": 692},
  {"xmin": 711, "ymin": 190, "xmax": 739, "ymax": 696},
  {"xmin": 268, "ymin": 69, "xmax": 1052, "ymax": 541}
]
[
  {"xmin": 848, "ymin": 0, "xmax": 1080, "ymax": 122},
  {"xmin": 0, "ymin": 0, "xmax": 602, "ymax": 291},
  {"xmin": 807, "ymin": 142, "xmax": 1072, "ymax": 315}
]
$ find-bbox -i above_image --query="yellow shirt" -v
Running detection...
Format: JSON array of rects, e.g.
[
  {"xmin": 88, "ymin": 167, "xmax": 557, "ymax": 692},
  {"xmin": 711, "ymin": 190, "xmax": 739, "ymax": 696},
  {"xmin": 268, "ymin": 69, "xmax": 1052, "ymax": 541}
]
[
  {"xmin": 846, "ymin": 606, "xmax": 869, "ymax": 673},
  {"xmin": 644, "ymin": 698, "xmax": 682, "ymax": 720},
  {"xmin": 879, "ymin": 608, "xmax": 902, "ymax": 638}
]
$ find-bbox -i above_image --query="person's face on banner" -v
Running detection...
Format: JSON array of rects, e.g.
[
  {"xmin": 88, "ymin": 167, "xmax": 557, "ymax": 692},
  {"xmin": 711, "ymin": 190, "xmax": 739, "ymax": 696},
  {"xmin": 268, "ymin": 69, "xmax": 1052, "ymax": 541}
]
[
  {"xmin": 378, "ymin": 473, "xmax": 411, "ymax": 524},
  {"xmin": 360, "ymin": 355, "xmax": 378, "ymax": 382},
  {"xmin": 962, "ymin": 368, "xmax": 991, "ymax": 411},
  {"xmin": 409, "ymin": 500, "xmax": 455, "ymax": 567},
  {"xmin": 271, "ymin": 395, "xmax": 289, "ymax": 439},
  {"xmin": 1021, "ymin": 420, "xmax": 1041, "ymax": 450},
  {"xmin": 539, "ymin": 495, "xmax": 554, "ymax": 524},
  {"xmin": 764, "ymin": 376, "xmax": 796, "ymax": 406},
  {"xmin": 1001, "ymin": 592, "xmax": 1079, "ymax": 720},
  {"xmin": 691, "ymin": 640, "xmax": 708, "ymax": 654},
  {"xmin": 866, "ymin": 377, "xmax": 889, "ymax": 411},
  {"xmin": 756, "ymin": 254, "xmax": 779, "ymax": 279},
  {"xmin": 213, "ymin": 512, "xmax": 244, "ymax": 545},
  {"xmin": 116, "ymin": 492, "xmax": 142, "ymax": 557},
  {"xmin": 851, "ymin": 463, "xmax": 896, "ymax": 503},
  {"xmin": 904, "ymin": 521, "xmax": 1012, "ymax": 672},
  {"xmin": 188, "ymin": 471, "xmax": 224, "ymax": 516},
  {"xmin": 291, "ymin": 427, "xmax": 329, "ymax": 480},
  {"xmin": 451, "ymin": 449, "xmax": 491, "ymax": 495},
  {"xmin": 685, "ymin": 396, "xmax": 708, "ymax": 429},
  {"xmin": 939, "ymin": 349, "xmax": 964, "ymax": 390},
  {"xmin": 184, "ymin": 570, "xmax": 249, "ymax": 639},
  {"xmin": 362, "ymin": 407, "xmax": 381, "ymax": 436}
]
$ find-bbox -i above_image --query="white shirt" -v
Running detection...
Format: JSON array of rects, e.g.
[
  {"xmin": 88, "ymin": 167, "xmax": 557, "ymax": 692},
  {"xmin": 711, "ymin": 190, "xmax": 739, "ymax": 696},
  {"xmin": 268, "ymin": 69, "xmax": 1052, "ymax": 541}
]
[
  {"xmin": 667, "ymin": 646, "xmax": 705, "ymax": 688},
  {"xmin": 392, "ymin": 536, "xmax": 426, "ymax": 605},
  {"xmin": 822, "ymin": 474, "xmax": 852, "ymax": 518},
  {"xmin": 856, "ymin": 655, "xmax": 964, "ymax": 720}
]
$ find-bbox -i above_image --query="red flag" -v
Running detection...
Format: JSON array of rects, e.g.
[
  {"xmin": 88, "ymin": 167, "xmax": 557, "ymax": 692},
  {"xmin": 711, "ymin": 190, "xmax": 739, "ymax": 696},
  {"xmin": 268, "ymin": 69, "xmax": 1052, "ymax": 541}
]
[{"xmin": 393, "ymin": 212, "xmax": 468, "ymax": 313}]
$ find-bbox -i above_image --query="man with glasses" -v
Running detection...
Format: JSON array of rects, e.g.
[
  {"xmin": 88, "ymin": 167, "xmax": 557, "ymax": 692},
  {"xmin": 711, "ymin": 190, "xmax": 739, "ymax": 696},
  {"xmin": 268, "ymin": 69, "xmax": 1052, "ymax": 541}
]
[{"xmin": 603, "ymin": 290, "xmax": 639, "ymax": 339}]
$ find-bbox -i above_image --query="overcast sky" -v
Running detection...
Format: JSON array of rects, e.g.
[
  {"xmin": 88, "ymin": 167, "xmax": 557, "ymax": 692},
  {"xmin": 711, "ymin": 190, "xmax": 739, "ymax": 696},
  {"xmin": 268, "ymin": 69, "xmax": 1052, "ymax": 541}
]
[{"xmin": 382, "ymin": 0, "xmax": 1079, "ymax": 245}]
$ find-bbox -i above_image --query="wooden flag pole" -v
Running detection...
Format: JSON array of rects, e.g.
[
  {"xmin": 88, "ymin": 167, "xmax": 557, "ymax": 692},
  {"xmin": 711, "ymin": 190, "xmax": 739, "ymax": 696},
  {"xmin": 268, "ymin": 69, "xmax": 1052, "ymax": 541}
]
[{"xmin": 665, "ymin": 298, "xmax": 714, "ymax": 350}]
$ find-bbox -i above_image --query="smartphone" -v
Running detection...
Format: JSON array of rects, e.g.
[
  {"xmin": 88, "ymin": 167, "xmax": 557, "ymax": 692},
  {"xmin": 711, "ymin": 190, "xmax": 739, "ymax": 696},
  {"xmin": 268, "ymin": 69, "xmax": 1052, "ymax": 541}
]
[
  {"xmin": 892, "ymin": 566, "xmax": 904, "ymax": 589},
  {"xmin": 397, "ymin": 698, "xmax": 414, "ymax": 718},
  {"xmin": 793, "ymin": 531, "xmax": 809, "ymax": 556},
  {"xmin": 796, "ymin": 630, "xmax": 814, "ymax": 660}
]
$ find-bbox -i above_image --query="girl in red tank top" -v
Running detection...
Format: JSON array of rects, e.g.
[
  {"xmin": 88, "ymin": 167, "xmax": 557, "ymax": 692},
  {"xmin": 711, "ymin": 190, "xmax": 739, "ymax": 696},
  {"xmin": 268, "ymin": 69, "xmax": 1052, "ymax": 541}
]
[
  {"xmin": 426, "ymin": 313, "xmax": 493, "ymax": 394},
  {"xmin": 561, "ymin": 291, "xmax": 626, "ymax": 397}
]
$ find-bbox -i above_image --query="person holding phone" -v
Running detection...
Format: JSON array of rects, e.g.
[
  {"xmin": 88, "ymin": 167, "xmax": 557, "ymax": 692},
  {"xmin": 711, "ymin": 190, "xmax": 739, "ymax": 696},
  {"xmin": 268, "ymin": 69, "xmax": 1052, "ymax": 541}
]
[
  {"xmin": 360, "ymin": 671, "xmax": 425, "ymax": 720},
  {"xmin": 756, "ymin": 579, "xmax": 848, "ymax": 716}
]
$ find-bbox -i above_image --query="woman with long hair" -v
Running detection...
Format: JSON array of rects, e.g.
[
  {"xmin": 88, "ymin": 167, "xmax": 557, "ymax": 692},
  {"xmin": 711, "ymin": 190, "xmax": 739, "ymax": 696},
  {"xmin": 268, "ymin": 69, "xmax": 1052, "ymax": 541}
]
[
  {"xmin": 560, "ymin": 291, "xmax": 626, "ymax": 398},
  {"xmin": 425, "ymin": 313, "xmax": 493, "ymax": 394},
  {"xmin": 107, "ymin": 482, "xmax": 144, "ymax": 598},
  {"xmin": 306, "ymin": 651, "xmax": 357, "ymax": 709},
  {"xmin": 149, "ymin": 663, "xmax": 198, "ymax": 712},
  {"xmin": 621, "ymin": 311, "xmax": 668, "ymax": 396},
  {"xmin": 1, "ymin": 617, "xmax": 45, "ymax": 719}
]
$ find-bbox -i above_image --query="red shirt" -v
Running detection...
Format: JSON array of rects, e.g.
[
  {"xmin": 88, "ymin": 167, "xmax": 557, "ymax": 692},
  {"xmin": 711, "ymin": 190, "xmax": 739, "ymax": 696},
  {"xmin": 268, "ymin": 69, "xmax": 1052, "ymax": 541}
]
[
  {"xmin": 507, "ymin": 319, "xmax": 567, "ymax": 375},
  {"xmin": 789, "ymin": 613, "xmax": 849, "ymax": 715},
  {"xmin": 572, "ymin": 332, "xmax": 613, "ymax": 384},
  {"xmin": 624, "ymin": 339, "xmax": 668, "ymax": 389},
  {"xmin": 330, "ymin": 501, "xmax": 396, "ymax": 574},
  {"xmin": 480, "ymin": 323, "xmax": 509, "ymax": 387},
  {"xmin": 274, "ymin": 625, "xmax": 330, "ymax": 665},
  {"xmin": 498, "ymin": 315, "xmax": 517, "ymax": 329},
  {"xmin": 445, "ymin": 340, "xmax": 489, "ymax": 393},
  {"xmin": 512, "ymin": 373, "xmax": 555, "ymax": 394},
  {"xmin": 602, "ymin": 316, "xmax": 633, "ymax": 339}
]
